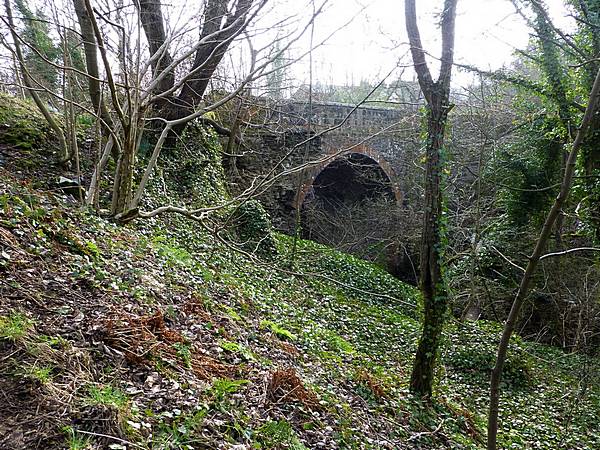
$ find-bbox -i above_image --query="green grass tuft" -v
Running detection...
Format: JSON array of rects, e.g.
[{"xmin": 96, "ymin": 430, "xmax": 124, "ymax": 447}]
[
  {"xmin": 0, "ymin": 312, "xmax": 33, "ymax": 341},
  {"xmin": 85, "ymin": 385, "xmax": 129, "ymax": 409}
]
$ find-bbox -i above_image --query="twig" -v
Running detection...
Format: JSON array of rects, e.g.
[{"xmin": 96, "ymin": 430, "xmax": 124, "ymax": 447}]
[
  {"xmin": 490, "ymin": 245, "xmax": 525, "ymax": 273},
  {"xmin": 540, "ymin": 247, "xmax": 600, "ymax": 260},
  {"xmin": 71, "ymin": 429, "xmax": 145, "ymax": 448},
  {"xmin": 407, "ymin": 419, "xmax": 445, "ymax": 442}
]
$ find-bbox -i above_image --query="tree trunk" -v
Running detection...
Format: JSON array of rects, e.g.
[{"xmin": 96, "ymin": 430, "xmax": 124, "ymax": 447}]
[
  {"xmin": 137, "ymin": 0, "xmax": 175, "ymax": 105},
  {"xmin": 72, "ymin": 0, "xmax": 117, "ymax": 163},
  {"xmin": 136, "ymin": 0, "xmax": 256, "ymax": 135},
  {"xmin": 404, "ymin": 0, "xmax": 457, "ymax": 398},
  {"xmin": 410, "ymin": 92, "xmax": 450, "ymax": 396},
  {"xmin": 72, "ymin": 0, "xmax": 104, "ymax": 117},
  {"xmin": 110, "ymin": 126, "xmax": 138, "ymax": 216}
]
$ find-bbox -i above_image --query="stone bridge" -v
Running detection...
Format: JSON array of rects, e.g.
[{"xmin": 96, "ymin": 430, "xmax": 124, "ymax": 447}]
[
  {"xmin": 223, "ymin": 99, "xmax": 425, "ymax": 277},
  {"xmin": 292, "ymin": 142, "xmax": 404, "ymax": 209},
  {"xmin": 224, "ymin": 96, "xmax": 506, "ymax": 278},
  {"xmin": 231, "ymin": 99, "xmax": 424, "ymax": 232}
]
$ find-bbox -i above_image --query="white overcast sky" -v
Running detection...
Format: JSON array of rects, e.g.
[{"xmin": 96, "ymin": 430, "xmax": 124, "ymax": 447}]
[
  {"xmin": 23, "ymin": 0, "xmax": 573, "ymax": 90},
  {"xmin": 279, "ymin": 0, "xmax": 574, "ymax": 87}
]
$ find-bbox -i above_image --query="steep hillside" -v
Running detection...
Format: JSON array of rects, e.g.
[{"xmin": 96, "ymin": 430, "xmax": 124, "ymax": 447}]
[
  {"xmin": 0, "ymin": 169, "xmax": 599, "ymax": 449},
  {"xmin": 0, "ymin": 96, "xmax": 599, "ymax": 449}
]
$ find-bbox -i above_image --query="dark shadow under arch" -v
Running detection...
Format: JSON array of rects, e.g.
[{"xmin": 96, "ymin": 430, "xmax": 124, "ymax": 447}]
[{"xmin": 293, "ymin": 144, "xmax": 403, "ymax": 209}]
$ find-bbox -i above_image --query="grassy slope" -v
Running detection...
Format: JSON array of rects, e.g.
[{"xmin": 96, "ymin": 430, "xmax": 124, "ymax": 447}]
[
  {"xmin": 0, "ymin": 172, "xmax": 598, "ymax": 450},
  {"xmin": 0, "ymin": 96, "xmax": 598, "ymax": 449}
]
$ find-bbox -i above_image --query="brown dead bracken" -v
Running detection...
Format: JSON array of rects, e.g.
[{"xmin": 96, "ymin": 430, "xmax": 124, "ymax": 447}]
[
  {"xmin": 278, "ymin": 341, "xmax": 301, "ymax": 357},
  {"xmin": 183, "ymin": 299, "xmax": 215, "ymax": 326},
  {"xmin": 266, "ymin": 368, "xmax": 319, "ymax": 409},
  {"xmin": 356, "ymin": 369, "xmax": 387, "ymax": 399},
  {"xmin": 101, "ymin": 310, "xmax": 236, "ymax": 379}
]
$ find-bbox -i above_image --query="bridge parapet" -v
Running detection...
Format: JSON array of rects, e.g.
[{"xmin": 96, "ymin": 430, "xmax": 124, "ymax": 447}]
[{"xmin": 273, "ymin": 100, "xmax": 419, "ymax": 130}]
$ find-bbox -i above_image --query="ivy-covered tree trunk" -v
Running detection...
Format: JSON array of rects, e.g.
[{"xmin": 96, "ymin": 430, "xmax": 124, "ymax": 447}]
[
  {"xmin": 410, "ymin": 91, "xmax": 451, "ymax": 395},
  {"xmin": 404, "ymin": 0, "xmax": 457, "ymax": 398}
]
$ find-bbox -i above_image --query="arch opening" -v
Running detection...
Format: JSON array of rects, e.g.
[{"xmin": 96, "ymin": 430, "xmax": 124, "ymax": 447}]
[
  {"xmin": 300, "ymin": 152, "xmax": 405, "ymax": 275},
  {"xmin": 307, "ymin": 153, "xmax": 396, "ymax": 209}
]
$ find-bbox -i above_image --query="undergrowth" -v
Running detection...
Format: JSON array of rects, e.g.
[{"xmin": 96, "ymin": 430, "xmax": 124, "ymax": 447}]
[
  {"xmin": 1, "ymin": 175, "xmax": 599, "ymax": 448},
  {"xmin": 0, "ymin": 100, "xmax": 599, "ymax": 448}
]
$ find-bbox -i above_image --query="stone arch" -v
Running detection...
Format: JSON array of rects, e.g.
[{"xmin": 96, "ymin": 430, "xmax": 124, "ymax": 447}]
[{"xmin": 293, "ymin": 144, "xmax": 403, "ymax": 209}]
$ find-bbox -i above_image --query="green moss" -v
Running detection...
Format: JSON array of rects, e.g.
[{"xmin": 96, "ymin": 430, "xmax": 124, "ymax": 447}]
[
  {"xmin": 219, "ymin": 339, "xmax": 255, "ymax": 360},
  {"xmin": 260, "ymin": 320, "xmax": 297, "ymax": 341},
  {"xmin": 0, "ymin": 93, "xmax": 52, "ymax": 151},
  {"xmin": 1, "ymin": 159, "xmax": 598, "ymax": 449},
  {"xmin": 321, "ymin": 329, "xmax": 355, "ymax": 354}
]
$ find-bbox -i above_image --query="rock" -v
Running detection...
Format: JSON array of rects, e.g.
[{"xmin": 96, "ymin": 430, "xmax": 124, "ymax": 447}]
[{"xmin": 57, "ymin": 176, "xmax": 85, "ymax": 198}]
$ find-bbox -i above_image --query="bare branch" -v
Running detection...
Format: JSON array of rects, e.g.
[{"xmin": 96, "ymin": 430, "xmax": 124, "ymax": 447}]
[{"xmin": 540, "ymin": 247, "xmax": 600, "ymax": 260}]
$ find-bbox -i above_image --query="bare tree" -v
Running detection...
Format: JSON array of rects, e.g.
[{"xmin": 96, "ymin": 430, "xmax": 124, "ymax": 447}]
[
  {"xmin": 2, "ymin": 0, "xmax": 362, "ymax": 225},
  {"xmin": 73, "ymin": 0, "xmax": 320, "ymax": 217},
  {"xmin": 137, "ymin": 0, "xmax": 261, "ymax": 128},
  {"xmin": 404, "ymin": 0, "xmax": 458, "ymax": 398}
]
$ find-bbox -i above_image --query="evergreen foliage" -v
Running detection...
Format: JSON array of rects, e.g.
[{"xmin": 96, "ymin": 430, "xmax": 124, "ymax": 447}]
[{"xmin": 13, "ymin": 0, "xmax": 60, "ymax": 92}]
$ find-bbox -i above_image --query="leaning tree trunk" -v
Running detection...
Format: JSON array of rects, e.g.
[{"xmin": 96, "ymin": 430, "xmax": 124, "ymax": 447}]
[
  {"xmin": 404, "ymin": 0, "xmax": 458, "ymax": 398},
  {"xmin": 487, "ymin": 65, "xmax": 600, "ymax": 450}
]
